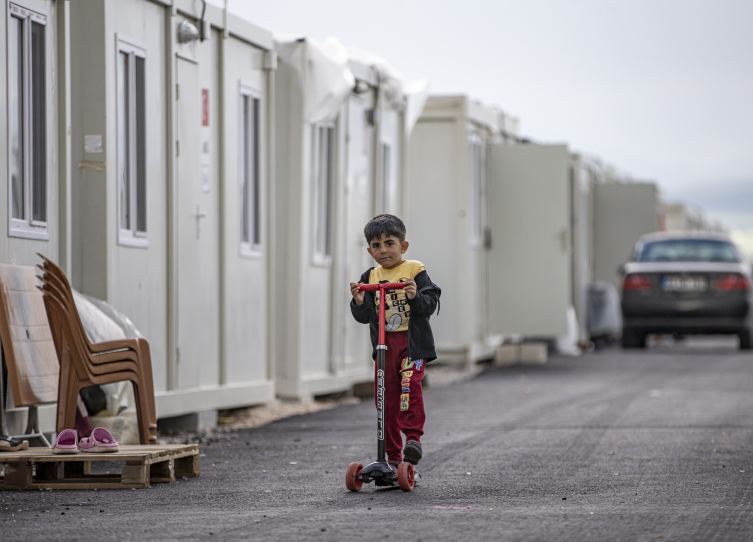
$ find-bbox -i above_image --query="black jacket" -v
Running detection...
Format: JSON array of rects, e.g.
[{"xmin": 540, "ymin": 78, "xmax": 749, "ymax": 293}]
[{"xmin": 350, "ymin": 267, "xmax": 441, "ymax": 362}]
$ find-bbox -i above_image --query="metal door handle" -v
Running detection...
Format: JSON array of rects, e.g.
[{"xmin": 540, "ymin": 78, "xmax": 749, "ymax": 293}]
[{"xmin": 195, "ymin": 205, "xmax": 207, "ymax": 239}]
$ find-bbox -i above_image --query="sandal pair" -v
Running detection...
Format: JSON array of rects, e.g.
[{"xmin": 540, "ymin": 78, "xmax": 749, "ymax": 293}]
[
  {"xmin": 0, "ymin": 435, "xmax": 29, "ymax": 452},
  {"xmin": 52, "ymin": 428, "xmax": 119, "ymax": 454}
]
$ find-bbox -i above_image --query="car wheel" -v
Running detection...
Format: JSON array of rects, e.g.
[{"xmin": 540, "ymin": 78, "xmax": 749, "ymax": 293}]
[
  {"xmin": 622, "ymin": 329, "xmax": 646, "ymax": 349},
  {"xmin": 739, "ymin": 329, "xmax": 752, "ymax": 350}
]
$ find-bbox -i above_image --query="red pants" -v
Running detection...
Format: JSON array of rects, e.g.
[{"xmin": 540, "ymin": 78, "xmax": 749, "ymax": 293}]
[{"xmin": 374, "ymin": 331, "xmax": 426, "ymax": 463}]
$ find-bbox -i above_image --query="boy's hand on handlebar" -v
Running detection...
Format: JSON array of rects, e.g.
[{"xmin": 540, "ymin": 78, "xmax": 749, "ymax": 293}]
[
  {"xmin": 350, "ymin": 282, "xmax": 365, "ymax": 305},
  {"xmin": 404, "ymin": 278, "xmax": 417, "ymax": 300}
]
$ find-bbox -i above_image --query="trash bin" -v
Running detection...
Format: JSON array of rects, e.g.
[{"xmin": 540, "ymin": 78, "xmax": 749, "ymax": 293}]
[{"xmin": 587, "ymin": 281, "xmax": 622, "ymax": 343}]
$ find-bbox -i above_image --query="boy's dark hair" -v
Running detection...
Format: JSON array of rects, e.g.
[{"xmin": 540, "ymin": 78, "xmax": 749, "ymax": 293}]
[{"xmin": 364, "ymin": 214, "xmax": 406, "ymax": 244}]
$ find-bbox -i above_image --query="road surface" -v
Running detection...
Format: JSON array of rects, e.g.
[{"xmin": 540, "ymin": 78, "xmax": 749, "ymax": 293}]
[{"xmin": 3, "ymin": 337, "xmax": 753, "ymax": 541}]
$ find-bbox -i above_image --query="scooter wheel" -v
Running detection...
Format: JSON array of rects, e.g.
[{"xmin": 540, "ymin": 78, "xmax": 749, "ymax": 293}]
[
  {"xmin": 345, "ymin": 462, "xmax": 364, "ymax": 492},
  {"xmin": 398, "ymin": 462, "xmax": 415, "ymax": 492}
]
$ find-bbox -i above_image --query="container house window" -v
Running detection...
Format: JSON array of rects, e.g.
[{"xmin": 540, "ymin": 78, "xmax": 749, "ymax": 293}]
[
  {"xmin": 117, "ymin": 38, "xmax": 147, "ymax": 247},
  {"xmin": 313, "ymin": 124, "xmax": 335, "ymax": 263},
  {"xmin": 240, "ymin": 86, "xmax": 262, "ymax": 256},
  {"xmin": 8, "ymin": 3, "xmax": 48, "ymax": 240},
  {"xmin": 468, "ymin": 134, "xmax": 486, "ymax": 246},
  {"xmin": 381, "ymin": 143, "xmax": 394, "ymax": 213}
]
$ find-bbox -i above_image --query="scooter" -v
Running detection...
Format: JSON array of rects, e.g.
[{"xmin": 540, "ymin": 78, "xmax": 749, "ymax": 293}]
[{"xmin": 346, "ymin": 281, "xmax": 416, "ymax": 492}]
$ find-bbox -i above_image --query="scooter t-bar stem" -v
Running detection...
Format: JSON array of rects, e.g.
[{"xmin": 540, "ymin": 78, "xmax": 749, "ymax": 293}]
[{"xmin": 357, "ymin": 281, "xmax": 407, "ymax": 463}]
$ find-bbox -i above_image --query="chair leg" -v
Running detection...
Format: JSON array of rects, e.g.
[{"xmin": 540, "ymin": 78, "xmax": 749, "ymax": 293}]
[
  {"xmin": 136, "ymin": 339, "xmax": 158, "ymax": 440},
  {"xmin": 58, "ymin": 349, "xmax": 81, "ymax": 434},
  {"xmin": 55, "ymin": 347, "xmax": 72, "ymax": 433},
  {"xmin": 63, "ymin": 374, "xmax": 79, "ymax": 433},
  {"xmin": 130, "ymin": 378, "xmax": 156, "ymax": 445}
]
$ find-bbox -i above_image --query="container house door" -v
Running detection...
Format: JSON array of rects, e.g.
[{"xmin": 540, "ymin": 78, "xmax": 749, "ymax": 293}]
[
  {"xmin": 175, "ymin": 57, "xmax": 220, "ymax": 389},
  {"xmin": 487, "ymin": 144, "xmax": 571, "ymax": 337}
]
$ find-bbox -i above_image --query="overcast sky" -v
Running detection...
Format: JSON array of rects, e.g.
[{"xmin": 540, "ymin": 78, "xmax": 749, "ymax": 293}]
[{"xmin": 209, "ymin": 0, "xmax": 753, "ymax": 253}]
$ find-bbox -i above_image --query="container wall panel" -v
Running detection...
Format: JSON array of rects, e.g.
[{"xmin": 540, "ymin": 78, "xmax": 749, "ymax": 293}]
[
  {"xmin": 593, "ymin": 183, "xmax": 660, "ymax": 291},
  {"xmin": 222, "ymin": 36, "xmax": 269, "ymax": 385},
  {"xmin": 407, "ymin": 120, "xmax": 462, "ymax": 350},
  {"xmin": 109, "ymin": 0, "xmax": 169, "ymax": 392}
]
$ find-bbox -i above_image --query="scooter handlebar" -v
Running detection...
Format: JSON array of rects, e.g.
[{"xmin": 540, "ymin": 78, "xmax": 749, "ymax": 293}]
[{"xmin": 358, "ymin": 282, "xmax": 407, "ymax": 291}]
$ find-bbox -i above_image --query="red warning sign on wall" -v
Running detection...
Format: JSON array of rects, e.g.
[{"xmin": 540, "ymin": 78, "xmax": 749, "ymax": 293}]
[{"xmin": 202, "ymin": 88, "xmax": 209, "ymax": 126}]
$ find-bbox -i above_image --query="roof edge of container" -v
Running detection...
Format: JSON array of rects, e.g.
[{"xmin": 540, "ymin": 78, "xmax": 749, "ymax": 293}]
[
  {"xmin": 174, "ymin": 0, "xmax": 274, "ymax": 51},
  {"xmin": 422, "ymin": 95, "xmax": 499, "ymax": 133},
  {"xmin": 348, "ymin": 59, "xmax": 379, "ymax": 87}
]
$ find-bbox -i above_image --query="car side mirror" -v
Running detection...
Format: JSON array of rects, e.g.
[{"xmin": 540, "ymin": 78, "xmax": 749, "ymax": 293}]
[{"xmin": 617, "ymin": 263, "xmax": 626, "ymax": 277}]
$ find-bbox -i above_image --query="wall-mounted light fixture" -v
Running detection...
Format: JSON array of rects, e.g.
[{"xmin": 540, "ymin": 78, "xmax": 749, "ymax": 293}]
[{"xmin": 178, "ymin": 20, "xmax": 200, "ymax": 43}]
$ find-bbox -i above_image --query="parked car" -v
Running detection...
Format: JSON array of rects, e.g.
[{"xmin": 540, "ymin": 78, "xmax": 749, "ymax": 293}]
[{"xmin": 620, "ymin": 232, "xmax": 752, "ymax": 349}]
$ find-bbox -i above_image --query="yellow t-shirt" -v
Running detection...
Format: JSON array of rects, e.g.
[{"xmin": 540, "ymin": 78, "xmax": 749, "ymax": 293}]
[{"xmin": 368, "ymin": 260, "xmax": 426, "ymax": 333}]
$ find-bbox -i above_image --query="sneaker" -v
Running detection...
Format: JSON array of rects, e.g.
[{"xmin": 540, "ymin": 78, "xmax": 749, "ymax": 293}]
[
  {"xmin": 403, "ymin": 439, "xmax": 422, "ymax": 465},
  {"xmin": 388, "ymin": 461, "xmax": 401, "ymax": 476}
]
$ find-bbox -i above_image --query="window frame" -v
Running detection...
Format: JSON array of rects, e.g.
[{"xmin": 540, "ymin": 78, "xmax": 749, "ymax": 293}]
[
  {"xmin": 7, "ymin": 1, "xmax": 49, "ymax": 241},
  {"xmin": 116, "ymin": 35, "xmax": 148, "ymax": 248},
  {"xmin": 468, "ymin": 133, "xmax": 486, "ymax": 247},
  {"xmin": 380, "ymin": 142, "xmax": 393, "ymax": 214},
  {"xmin": 239, "ymin": 84, "xmax": 263, "ymax": 258},
  {"xmin": 311, "ymin": 123, "xmax": 336, "ymax": 266}
]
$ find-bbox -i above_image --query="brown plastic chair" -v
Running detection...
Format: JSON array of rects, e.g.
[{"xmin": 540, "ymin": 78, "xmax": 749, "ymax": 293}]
[
  {"xmin": 37, "ymin": 262, "xmax": 144, "ymax": 360},
  {"xmin": 41, "ymin": 284, "xmax": 157, "ymax": 445},
  {"xmin": 37, "ymin": 255, "xmax": 157, "ymax": 444},
  {"xmin": 37, "ymin": 265, "xmax": 144, "ymax": 379},
  {"xmin": 37, "ymin": 272, "xmax": 141, "ymax": 367},
  {"xmin": 38, "ymin": 255, "xmax": 156, "ymax": 440},
  {"xmin": 0, "ymin": 264, "xmax": 59, "ymax": 406}
]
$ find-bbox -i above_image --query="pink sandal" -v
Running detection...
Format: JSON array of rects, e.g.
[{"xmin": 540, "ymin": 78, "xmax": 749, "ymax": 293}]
[
  {"xmin": 78, "ymin": 427, "xmax": 119, "ymax": 453},
  {"xmin": 52, "ymin": 429, "xmax": 79, "ymax": 454}
]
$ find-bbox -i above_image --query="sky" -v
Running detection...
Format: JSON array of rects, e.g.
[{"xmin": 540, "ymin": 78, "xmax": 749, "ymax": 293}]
[{"xmin": 208, "ymin": 0, "xmax": 753, "ymax": 255}]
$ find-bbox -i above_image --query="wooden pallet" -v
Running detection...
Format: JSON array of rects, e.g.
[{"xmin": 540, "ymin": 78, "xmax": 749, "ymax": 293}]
[{"xmin": 0, "ymin": 444, "xmax": 200, "ymax": 490}]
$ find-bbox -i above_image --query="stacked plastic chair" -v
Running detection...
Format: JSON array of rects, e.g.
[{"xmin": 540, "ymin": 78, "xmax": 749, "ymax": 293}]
[{"xmin": 37, "ymin": 254, "xmax": 157, "ymax": 445}]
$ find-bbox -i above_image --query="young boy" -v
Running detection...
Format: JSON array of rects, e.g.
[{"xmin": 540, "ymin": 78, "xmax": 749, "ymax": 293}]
[{"xmin": 350, "ymin": 214, "xmax": 441, "ymax": 473}]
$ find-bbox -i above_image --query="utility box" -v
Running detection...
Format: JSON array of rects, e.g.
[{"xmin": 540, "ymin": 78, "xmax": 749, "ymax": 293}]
[
  {"xmin": 494, "ymin": 344, "xmax": 520, "ymax": 366},
  {"xmin": 520, "ymin": 343, "xmax": 548, "ymax": 364},
  {"xmin": 494, "ymin": 342, "xmax": 548, "ymax": 366}
]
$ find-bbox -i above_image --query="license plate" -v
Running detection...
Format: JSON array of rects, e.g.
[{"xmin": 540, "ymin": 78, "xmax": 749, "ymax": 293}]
[{"xmin": 661, "ymin": 275, "xmax": 707, "ymax": 292}]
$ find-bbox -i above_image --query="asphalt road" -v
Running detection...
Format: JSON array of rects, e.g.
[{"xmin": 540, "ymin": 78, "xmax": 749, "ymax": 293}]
[{"xmin": 4, "ymin": 337, "xmax": 753, "ymax": 541}]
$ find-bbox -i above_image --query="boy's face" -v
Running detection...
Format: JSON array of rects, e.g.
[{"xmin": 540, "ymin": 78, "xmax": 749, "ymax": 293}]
[{"xmin": 367, "ymin": 234, "xmax": 409, "ymax": 269}]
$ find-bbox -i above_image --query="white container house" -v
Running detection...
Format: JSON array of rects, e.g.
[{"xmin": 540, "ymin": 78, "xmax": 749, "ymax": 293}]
[
  {"xmin": 406, "ymin": 95, "xmax": 505, "ymax": 365},
  {"xmin": 663, "ymin": 202, "xmax": 721, "ymax": 233},
  {"xmin": 1, "ymin": 0, "xmax": 72, "ymax": 434},
  {"xmin": 68, "ymin": 0, "xmax": 276, "ymax": 424},
  {"xmin": 273, "ymin": 38, "xmax": 422, "ymax": 399}
]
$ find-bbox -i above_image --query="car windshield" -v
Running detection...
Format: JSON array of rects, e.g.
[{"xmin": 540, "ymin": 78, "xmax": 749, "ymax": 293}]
[{"xmin": 636, "ymin": 239, "xmax": 740, "ymax": 263}]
